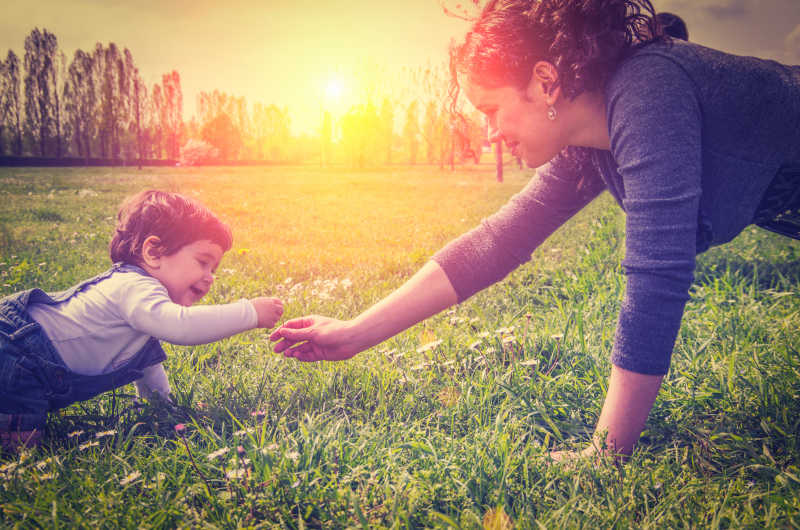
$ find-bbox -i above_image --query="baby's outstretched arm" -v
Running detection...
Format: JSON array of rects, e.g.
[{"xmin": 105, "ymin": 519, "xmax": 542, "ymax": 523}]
[{"xmin": 250, "ymin": 297, "xmax": 284, "ymax": 328}]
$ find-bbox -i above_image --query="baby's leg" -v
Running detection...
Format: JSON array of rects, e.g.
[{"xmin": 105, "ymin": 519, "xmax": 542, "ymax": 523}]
[{"xmin": 135, "ymin": 363, "xmax": 173, "ymax": 403}]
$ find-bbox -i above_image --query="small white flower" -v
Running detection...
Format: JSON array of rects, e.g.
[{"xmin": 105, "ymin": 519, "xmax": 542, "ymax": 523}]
[
  {"xmin": 416, "ymin": 340, "xmax": 443, "ymax": 353},
  {"xmin": 120, "ymin": 471, "xmax": 141, "ymax": 486},
  {"xmin": 207, "ymin": 447, "xmax": 230, "ymax": 460},
  {"xmin": 233, "ymin": 428, "xmax": 254, "ymax": 436},
  {"xmin": 225, "ymin": 468, "xmax": 246, "ymax": 479},
  {"xmin": 95, "ymin": 429, "xmax": 117, "ymax": 438},
  {"xmin": 35, "ymin": 457, "xmax": 58, "ymax": 470},
  {"xmin": 79, "ymin": 440, "xmax": 99, "ymax": 451},
  {"xmin": 0, "ymin": 462, "xmax": 18, "ymax": 474}
]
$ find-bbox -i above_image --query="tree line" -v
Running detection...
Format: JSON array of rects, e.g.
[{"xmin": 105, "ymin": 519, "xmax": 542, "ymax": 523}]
[{"xmin": 0, "ymin": 28, "xmax": 487, "ymax": 167}]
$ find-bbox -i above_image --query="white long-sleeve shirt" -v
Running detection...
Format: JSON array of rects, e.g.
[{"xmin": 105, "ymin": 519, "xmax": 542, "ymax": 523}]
[{"xmin": 28, "ymin": 269, "xmax": 258, "ymax": 396}]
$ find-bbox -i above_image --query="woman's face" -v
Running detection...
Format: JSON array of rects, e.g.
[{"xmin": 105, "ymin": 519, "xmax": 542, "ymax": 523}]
[{"xmin": 462, "ymin": 75, "xmax": 566, "ymax": 168}]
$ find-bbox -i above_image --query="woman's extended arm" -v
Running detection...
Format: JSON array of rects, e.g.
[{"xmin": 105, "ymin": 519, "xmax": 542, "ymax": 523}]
[{"xmin": 270, "ymin": 260, "xmax": 458, "ymax": 361}]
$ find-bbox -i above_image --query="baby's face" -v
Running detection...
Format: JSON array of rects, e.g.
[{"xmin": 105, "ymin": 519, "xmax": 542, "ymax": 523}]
[{"xmin": 149, "ymin": 239, "xmax": 224, "ymax": 306}]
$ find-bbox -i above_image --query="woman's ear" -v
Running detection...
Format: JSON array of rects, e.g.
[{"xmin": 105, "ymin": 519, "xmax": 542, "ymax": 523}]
[
  {"xmin": 141, "ymin": 235, "xmax": 163, "ymax": 269},
  {"xmin": 527, "ymin": 60, "xmax": 561, "ymax": 106}
]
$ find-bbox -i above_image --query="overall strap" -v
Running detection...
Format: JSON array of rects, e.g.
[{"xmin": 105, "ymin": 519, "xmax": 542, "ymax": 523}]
[{"xmin": 28, "ymin": 262, "xmax": 149, "ymax": 306}]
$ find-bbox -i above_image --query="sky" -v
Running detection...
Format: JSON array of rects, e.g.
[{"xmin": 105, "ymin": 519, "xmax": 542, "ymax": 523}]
[{"xmin": 2, "ymin": 0, "xmax": 799, "ymax": 135}]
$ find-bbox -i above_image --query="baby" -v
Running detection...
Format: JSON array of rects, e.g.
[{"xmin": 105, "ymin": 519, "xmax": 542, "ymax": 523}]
[{"xmin": 0, "ymin": 190, "xmax": 283, "ymax": 449}]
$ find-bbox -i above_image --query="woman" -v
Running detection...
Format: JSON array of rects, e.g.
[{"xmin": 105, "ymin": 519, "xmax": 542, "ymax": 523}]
[{"xmin": 270, "ymin": 0, "xmax": 800, "ymax": 459}]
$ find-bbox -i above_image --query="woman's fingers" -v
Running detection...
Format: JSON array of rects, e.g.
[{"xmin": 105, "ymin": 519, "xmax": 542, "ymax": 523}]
[{"xmin": 269, "ymin": 317, "xmax": 315, "ymax": 341}]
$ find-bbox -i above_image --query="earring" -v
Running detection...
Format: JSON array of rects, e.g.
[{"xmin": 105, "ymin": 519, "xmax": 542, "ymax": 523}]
[{"xmin": 547, "ymin": 106, "xmax": 557, "ymax": 121}]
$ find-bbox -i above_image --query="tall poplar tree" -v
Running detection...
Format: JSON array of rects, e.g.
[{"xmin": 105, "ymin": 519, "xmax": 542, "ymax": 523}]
[
  {"xmin": 64, "ymin": 49, "xmax": 97, "ymax": 160},
  {"xmin": 161, "ymin": 70, "xmax": 182, "ymax": 160},
  {"xmin": 23, "ymin": 28, "xmax": 59, "ymax": 157},
  {"xmin": 2, "ymin": 51, "xmax": 23, "ymax": 155}
]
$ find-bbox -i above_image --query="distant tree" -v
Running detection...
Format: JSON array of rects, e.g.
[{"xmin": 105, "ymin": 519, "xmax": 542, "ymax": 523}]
[
  {"xmin": 201, "ymin": 112, "xmax": 241, "ymax": 160},
  {"xmin": 233, "ymin": 96, "xmax": 249, "ymax": 159},
  {"xmin": 131, "ymin": 66, "xmax": 146, "ymax": 166},
  {"xmin": 340, "ymin": 102, "xmax": 381, "ymax": 168},
  {"xmin": 161, "ymin": 70, "xmax": 183, "ymax": 160},
  {"xmin": 52, "ymin": 47, "xmax": 66, "ymax": 157},
  {"xmin": 379, "ymin": 97, "xmax": 394, "ymax": 164},
  {"xmin": 319, "ymin": 109, "xmax": 333, "ymax": 166},
  {"xmin": 23, "ymin": 28, "xmax": 59, "ymax": 157},
  {"xmin": 1, "ymin": 51, "xmax": 23, "ymax": 155},
  {"xmin": 180, "ymin": 138, "xmax": 218, "ymax": 165},
  {"xmin": 412, "ymin": 63, "xmax": 452, "ymax": 167},
  {"xmin": 64, "ymin": 49, "xmax": 97, "ymax": 160},
  {"xmin": 96, "ymin": 43, "xmax": 114, "ymax": 157},
  {"xmin": 94, "ymin": 43, "xmax": 134, "ymax": 160},
  {"xmin": 422, "ymin": 100, "xmax": 440, "ymax": 164},
  {"xmin": 119, "ymin": 48, "xmax": 136, "ymax": 160},
  {"xmin": 149, "ymin": 83, "xmax": 163, "ymax": 158},
  {"xmin": 402, "ymin": 100, "xmax": 420, "ymax": 165},
  {"xmin": 0, "ymin": 58, "xmax": 6, "ymax": 154},
  {"xmin": 252, "ymin": 103, "xmax": 290, "ymax": 162}
]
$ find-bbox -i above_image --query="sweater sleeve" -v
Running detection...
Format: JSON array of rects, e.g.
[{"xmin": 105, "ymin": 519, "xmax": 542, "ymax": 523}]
[
  {"xmin": 116, "ymin": 276, "xmax": 259, "ymax": 345},
  {"xmin": 606, "ymin": 54, "xmax": 703, "ymax": 375},
  {"xmin": 432, "ymin": 147, "xmax": 605, "ymax": 302}
]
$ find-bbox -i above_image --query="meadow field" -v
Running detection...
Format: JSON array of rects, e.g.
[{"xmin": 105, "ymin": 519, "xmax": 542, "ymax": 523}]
[{"xmin": 0, "ymin": 165, "xmax": 799, "ymax": 528}]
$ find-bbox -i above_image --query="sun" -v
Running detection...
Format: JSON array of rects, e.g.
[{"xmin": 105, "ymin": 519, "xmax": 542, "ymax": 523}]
[{"xmin": 324, "ymin": 77, "xmax": 344, "ymax": 102}]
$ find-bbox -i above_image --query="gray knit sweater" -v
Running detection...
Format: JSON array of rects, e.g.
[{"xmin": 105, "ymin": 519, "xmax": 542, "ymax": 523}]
[{"xmin": 433, "ymin": 40, "xmax": 800, "ymax": 375}]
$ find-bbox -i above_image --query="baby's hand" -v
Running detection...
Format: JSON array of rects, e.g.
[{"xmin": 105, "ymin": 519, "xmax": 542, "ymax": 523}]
[{"xmin": 251, "ymin": 297, "xmax": 284, "ymax": 328}]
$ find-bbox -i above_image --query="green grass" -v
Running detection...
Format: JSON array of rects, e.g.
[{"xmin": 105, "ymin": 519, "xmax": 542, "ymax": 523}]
[{"xmin": 0, "ymin": 165, "xmax": 798, "ymax": 528}]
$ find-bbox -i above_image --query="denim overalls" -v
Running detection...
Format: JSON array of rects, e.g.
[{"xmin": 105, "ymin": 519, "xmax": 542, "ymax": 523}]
[{"xmin": 0, "ymin": 263, "xmax": 166, "ymax": 432}]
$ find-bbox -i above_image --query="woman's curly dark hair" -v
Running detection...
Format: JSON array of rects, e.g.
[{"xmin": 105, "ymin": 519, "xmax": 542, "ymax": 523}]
[{"xmin": 451, "ymin": 0, "xmax": 662, "ymax": 100}]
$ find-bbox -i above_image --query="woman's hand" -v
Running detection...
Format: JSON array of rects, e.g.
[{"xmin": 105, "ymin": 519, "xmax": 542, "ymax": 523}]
[
  {"xmin": 270, "ymin": 261, "xmax": 459, "ymax": 363},
  {"xmin": 269, "ymin": 316, "xmax": 363, "ymax": 362}
]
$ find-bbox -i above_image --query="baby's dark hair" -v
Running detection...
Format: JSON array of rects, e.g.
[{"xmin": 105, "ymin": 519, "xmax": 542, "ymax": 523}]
[
  {"xmin": 109, "ymin": 190, "xmax": 233, "ymax": 265},
  {"xmin": 451, "ymin": 0, "xmax": 662, "ymax": 100}
]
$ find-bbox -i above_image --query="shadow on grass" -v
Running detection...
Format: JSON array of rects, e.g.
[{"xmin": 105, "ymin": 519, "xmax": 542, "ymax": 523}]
[{"xmin": 695, "ymin": 257, "xmax": 800, "ymax": 290}]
